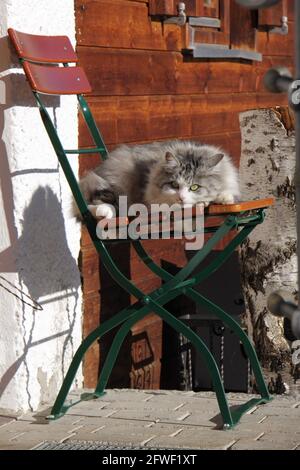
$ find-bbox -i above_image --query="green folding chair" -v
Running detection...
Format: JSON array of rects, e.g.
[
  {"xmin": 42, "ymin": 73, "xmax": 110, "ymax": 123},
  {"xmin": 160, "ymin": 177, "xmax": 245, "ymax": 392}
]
[{"xmin": 8, "ymin": 28, "xmax": 273, "ymax": 429}]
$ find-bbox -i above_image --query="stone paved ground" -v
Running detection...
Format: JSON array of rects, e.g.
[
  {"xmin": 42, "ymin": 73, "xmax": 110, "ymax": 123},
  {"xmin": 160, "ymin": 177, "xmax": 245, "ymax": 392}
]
[{"xmin": 0, "ymin": 389, "xmax": 300, "ymax": 450}]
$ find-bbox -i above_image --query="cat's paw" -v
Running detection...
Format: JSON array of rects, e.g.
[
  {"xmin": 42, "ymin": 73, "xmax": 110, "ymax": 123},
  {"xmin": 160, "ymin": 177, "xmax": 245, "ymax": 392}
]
[
  {"xmin": 89, "ymin": 204, "xmax": 115, "ymax": 219},
  {"xmin": 214, "ymin": 192, "xmax": 235, "ymax": 205}
]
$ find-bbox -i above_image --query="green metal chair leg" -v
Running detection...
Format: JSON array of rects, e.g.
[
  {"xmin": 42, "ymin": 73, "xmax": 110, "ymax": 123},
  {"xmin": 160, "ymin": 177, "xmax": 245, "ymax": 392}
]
[
  {"xmin": 186, "ymin": 289, "xmax": 271, "ymax": 400},
  {"xmin": 132, "ymin": 238, "xmax": 272, "ymax": 426},
  {"xmin": 146, "ymin": 299, "xmax": 233, "ymax": 427},
  {"xmin": 95, "ymin": 303, "xmax": 234, "ymax": 428},
  {"xmin": 49, "ymin": 302, "xmax": 152, "ymax": 419},
  {"xmin": 99, "ymin": 298, "xmax": 234, "ymax": 428},
  {"xmin": 147, "ymin": 298, "xmax": 271, "ymax": 428},
  {"xmin": 133, "ymin": 237, "xmax": 271, "ymax": 399},
  {"xmin": 95, "ymin": 240, "xmax": 145, "ymax": 301},
  {"xmin": 49, "ymin": 219, "xmax": 243, "ymax": 421},
  {"xmin": 94, "ymin": 310, "xmax": 152, "ymax": 396},
  {"xmin": 94, "ymin": 280, "xmax": 214, "ymax": 396},
  {"xmin": 193, "ymin": 225, "xmax": 256, "ymax": 284},
  {"xmin": 163, "ymin": 215, "xmax": 236, "ymax": 291},
  {"xmin": 133, "ymin": 224, "xmax": 257, "ymax": 286}
]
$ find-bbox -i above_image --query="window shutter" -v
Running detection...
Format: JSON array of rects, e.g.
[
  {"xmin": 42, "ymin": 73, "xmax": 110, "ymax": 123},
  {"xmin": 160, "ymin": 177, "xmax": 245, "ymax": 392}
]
[
  {"xmin": 184, "ymin": 1, "xmax": 220, "ymax": 18},
  {"xmin": 201, "ymin": 0, "xmax": 220, "ymax": 18},
  {"xmin": 149, "ymin": 1, "xmax": 220, "ymax": 18},
  {"xmin": 184, "ymin": 1, "xmax": 200, "ymax": 16},
  {"xmin": 148, "ymin": 0, "xmax": 177, "ymax": 16},
  {"xmin": 230, "ymin": 1, "xmax": 257, "ymax": 51},
  {"xmin": 258, "ymin": 0, "xmax": 287, "ymax": 28}
]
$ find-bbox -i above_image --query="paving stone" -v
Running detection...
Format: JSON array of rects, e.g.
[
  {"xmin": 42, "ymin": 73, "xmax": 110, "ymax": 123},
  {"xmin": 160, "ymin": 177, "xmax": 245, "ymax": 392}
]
[
  {"xmin": 0, "ymin": 428, "xmax": 77, "ymax": 450},
  {"xmin": 257, "ymin": 415, "xmax": 300, "ymax": 433},
  {"xmin": 232, "ymin": 440, "xmax": 298, "ymax": 450},
  {"xmin": 0, "ymin": 441, "xmax": 45, "ymax": 451},
  {"xmin": 71, "ymin": 421, "xmax": 188, "ymax": 446},
  {"xmin": 60, "ymin": 406, "xmax": 121, "ymax": 418},
  {"xmin": 251, "ymin": 405, "xmax": 300, "ymax": 417},
  {"xmin": 258, "ymin": 432, "xmax": 300, "ymax": 446},
  {"xmin": 0, "ymin": 416, "xmax": 16, "ymax": 428},
  {"xmin": 111, "ymin": 408, "xmax": 217, "ymax": 427},
  {"xmin": 148, "ymin": 428, "xmax": 237, "ymax": 450}
]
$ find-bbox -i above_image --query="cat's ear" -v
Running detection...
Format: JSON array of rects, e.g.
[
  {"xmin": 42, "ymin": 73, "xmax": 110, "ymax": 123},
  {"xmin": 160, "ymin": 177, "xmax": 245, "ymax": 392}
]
[
  {"xmin": 208, "ymin": 153, "xmax": 224, "ymax": 168},
  {"xmin": 165, "ymin": 152, "xmax": 179, "ymax": 167}
]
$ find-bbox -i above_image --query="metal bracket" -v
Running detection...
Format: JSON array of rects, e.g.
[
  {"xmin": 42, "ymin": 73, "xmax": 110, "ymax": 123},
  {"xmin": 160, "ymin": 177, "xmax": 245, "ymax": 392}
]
[
  {"xmin": 269, "ymin": 16, "xmax": 289, "ymax": 35},
  {"xmin": 188, "ymin": 17, "xmax": 221, "ymax": 28},
  {"xmin": 184, "ymin": 43, "xmax": 262, "ymax": 62},
  {"xmin": 164, "ymin": 2, "xmax": 186, "ymax": 26}
]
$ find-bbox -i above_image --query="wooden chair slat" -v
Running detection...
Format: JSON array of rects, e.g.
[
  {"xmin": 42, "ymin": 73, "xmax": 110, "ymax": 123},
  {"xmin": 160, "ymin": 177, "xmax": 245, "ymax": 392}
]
[
  {"xmin": 23, "ymin": 62, "xmax": 92, "ymax": 95},
  {"xmin": 8, "ymin": 28, "xmax": 78, "ymax": 63},
  {"xmin": 207, "ymin": 198, "xmax": 274, "ymax": 214}
]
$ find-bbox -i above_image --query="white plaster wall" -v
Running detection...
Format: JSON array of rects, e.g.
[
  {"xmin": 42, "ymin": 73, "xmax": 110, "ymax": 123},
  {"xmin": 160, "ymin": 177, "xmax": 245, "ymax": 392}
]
[{"xmin": 0, "ymin": 1, "xmax": 82, "ymax": 412}]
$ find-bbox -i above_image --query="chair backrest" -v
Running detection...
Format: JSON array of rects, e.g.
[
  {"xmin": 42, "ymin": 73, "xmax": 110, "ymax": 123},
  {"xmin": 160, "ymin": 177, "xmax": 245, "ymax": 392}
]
[
  {"xmin": 8, "ymin": 29, "xmax": 78, "ymax": 63},
  {"xmin": 8, "ymin": 28, "xmax": 107, "ymax": 229},
  {"xmin": 8, "ymin": 28, "xmax": 91, "ymax": 95},
  {"xmin": 23, "ymin": 61, "xmax": 92, "ymax": 95}
]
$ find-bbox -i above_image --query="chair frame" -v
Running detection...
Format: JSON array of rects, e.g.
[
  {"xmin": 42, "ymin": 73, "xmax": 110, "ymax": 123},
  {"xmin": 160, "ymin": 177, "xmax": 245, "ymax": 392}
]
[{"xmin": 8, "ymin": 28, "xmax": 272, "ymax": 429}]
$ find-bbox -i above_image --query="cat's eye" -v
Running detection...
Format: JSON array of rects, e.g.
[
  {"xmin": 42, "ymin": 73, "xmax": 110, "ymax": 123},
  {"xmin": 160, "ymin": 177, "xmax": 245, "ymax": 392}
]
[
  {"xmin": 190, "ymin": 184, "xmax": 200, "ymax": 192},
  {"xmin": 171, "ymin": 181, "xmax": 179, "ymax": 189}
]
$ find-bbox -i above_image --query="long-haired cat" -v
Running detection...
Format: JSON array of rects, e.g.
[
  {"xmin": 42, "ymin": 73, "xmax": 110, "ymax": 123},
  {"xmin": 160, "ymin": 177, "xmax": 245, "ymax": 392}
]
[{"xmin": 79, "ymin": 140, "xmax": 240, "ymax": 218}]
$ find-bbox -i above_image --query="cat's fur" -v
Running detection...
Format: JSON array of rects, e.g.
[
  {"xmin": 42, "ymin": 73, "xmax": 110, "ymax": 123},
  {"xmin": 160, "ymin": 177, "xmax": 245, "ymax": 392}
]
[{"xmin": 79, "ymin": 140, "xmax": 240, "ymax": 218}]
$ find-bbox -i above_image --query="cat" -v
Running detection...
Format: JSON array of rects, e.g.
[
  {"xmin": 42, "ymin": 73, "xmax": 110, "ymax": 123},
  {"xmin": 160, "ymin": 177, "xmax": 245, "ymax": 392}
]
[{"xmin": 79, "ymin": 140, "xmax": 240, "ymax": 219}]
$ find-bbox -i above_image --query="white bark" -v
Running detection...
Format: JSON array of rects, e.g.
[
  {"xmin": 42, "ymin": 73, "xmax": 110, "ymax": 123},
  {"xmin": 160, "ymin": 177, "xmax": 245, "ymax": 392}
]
[{"xmin": 239, "ymin": 109, "xmax": 296, "ymax": 361}]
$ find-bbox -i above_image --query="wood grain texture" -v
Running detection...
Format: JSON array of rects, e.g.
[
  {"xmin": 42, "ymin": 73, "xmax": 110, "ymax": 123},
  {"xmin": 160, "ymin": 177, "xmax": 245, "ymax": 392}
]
[
  {"xmin": 230, "ymin": 2, "xmax": 257, "ymax": 51},
  {"xmin": 259, "ymin": 0, "xmax": 287, "ymax": 27},
  {"xmin": 207, "ymin": 198, "xmax": 274, "ymax": 214},
  {"xmin": 78, "ymin": 46, "xmax": 293, "ymax": 98},
  {"xmin": 76, "ymin": 0, "xmax": 182, "ymax": 51},
  {"xmin": 149, "ymin": 0, "xmax": 176, "ymax": 16}
]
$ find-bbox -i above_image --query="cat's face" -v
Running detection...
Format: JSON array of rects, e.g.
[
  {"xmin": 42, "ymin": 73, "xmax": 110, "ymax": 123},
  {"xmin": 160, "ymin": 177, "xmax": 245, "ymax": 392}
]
[{"xmin": 156, "ymin": 149, "xmax": 224, "ymax": 206}]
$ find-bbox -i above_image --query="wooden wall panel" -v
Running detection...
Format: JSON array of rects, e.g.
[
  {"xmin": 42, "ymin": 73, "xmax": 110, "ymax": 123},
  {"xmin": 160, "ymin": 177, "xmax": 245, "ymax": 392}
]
[
  {"xmin": 76, "ymin": 0, "xmax": 181, "ymax": 51},
  {"xmin": 78, "ymin": 92, "xmax": 288, "ymax": 155},
  {"xmin": 230, "ymin": 2, "xmax": 257, "ymax": 51},
  {"xmin": 78, "ymin": 47, "xmax": 263, "ymax": 96},
  {"xmin": 79, "ymin": 47, "xmax": 293, "ymax": 99},
  {"xmin": 259, "ymin": 0, "xmax": 288, "ymax": 28},
  {"xmin": 149, "ymin": 0, "xmax": 176, "ymax": 16},
  {"xmin": 256, "ymin": 22, "xmax": 294, "ymax": 57},
  {"xmin": 76, "ymin": 0, "xmax": 294, "ymax": 390}
]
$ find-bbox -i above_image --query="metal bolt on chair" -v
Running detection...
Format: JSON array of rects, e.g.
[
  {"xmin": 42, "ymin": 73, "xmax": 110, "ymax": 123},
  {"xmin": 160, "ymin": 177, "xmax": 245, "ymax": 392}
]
[{"xmin": 8, "ymin": 28, "xmax": 273, "ymax": 429}]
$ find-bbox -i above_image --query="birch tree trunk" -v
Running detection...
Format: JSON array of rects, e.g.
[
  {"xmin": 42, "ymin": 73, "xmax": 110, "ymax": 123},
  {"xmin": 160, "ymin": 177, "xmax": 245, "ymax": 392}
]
[{"xmin": 239, "ymin": 108, "xmax": 297, "ymax": 365}]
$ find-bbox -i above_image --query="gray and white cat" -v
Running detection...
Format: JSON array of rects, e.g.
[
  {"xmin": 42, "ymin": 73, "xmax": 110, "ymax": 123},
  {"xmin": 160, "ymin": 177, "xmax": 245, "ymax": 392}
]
[{"xmin": 79, "ymin": 140, "xmax": 240, "ymax": 218}]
